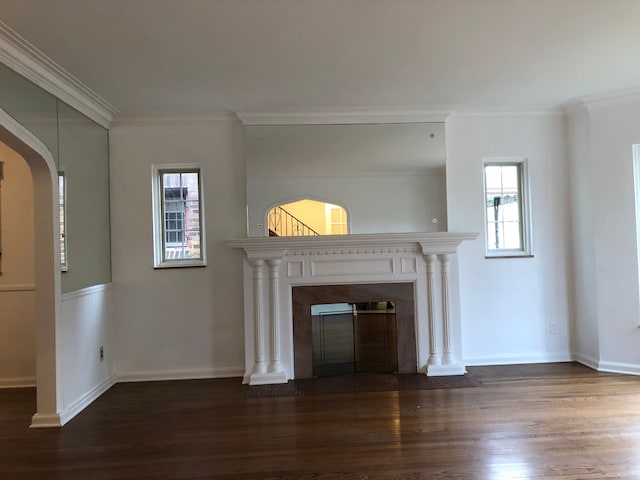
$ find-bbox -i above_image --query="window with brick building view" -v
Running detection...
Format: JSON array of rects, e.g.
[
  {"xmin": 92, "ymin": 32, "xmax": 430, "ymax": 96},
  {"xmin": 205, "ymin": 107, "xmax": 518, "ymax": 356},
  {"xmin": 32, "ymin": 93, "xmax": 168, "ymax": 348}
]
[{"xmin": 153, "ymin": 166, "xmax": 205, "ymax": 267}]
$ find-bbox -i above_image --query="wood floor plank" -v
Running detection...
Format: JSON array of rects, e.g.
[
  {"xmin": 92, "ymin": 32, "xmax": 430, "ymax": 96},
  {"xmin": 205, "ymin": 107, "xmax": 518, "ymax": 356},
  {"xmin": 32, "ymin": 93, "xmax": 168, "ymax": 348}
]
[{"xmin": 2, "ymin": 363, "xmax": 640, "ymax": 479}]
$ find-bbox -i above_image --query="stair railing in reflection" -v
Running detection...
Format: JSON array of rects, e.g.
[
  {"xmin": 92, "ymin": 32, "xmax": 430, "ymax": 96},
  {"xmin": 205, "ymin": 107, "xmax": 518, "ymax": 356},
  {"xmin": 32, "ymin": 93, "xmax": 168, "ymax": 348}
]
[{"xmin": 268, "ymin": 206, "xmax": 320, "ymax": 237}]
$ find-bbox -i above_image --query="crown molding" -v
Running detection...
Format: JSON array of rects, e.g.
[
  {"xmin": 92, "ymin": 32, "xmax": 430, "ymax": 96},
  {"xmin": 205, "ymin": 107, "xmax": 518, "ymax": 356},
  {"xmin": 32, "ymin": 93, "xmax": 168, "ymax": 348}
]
[
  {"xmin": 563, "ymin": 87, "xmax": 640, "ymax": 112},
  {"xmin": 236, "ymin": 107, "xmax": 452, "ymax": 125},
  {"xmin": 0, "ymin": 21, "xmax": 118, "ymax": 128},
  {"xmin": 449, "ymin": 105, "xmax": 563, "ymax": 117},
  {"xmin": 111, "ymin": 113, "xmax": 238, "ymax": 129}
]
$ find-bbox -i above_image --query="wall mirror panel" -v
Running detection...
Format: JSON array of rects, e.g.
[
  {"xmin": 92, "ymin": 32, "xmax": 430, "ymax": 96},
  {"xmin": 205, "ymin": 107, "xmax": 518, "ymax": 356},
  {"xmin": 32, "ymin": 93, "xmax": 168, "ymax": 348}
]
[
  {"xmin": 0, "ymin": 63, "xmax": 111, "ymax": 292},
  {"xmin": 57, "ymin": 102, "xmax": 111, "ymax": 292},
  {"xmin": 245, "ymin": 122, "xmax": 447, "ymax": 237},
  {"xmin": 0, "ymin": 62, "xmax": 58, "ymax": 165}
]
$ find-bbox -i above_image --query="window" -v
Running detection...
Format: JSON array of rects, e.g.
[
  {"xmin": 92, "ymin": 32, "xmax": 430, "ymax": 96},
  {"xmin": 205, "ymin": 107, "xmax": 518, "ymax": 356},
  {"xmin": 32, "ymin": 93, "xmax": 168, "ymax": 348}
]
[
  {"xmin": 152, "ymin": 165, "xmax": 206, "ymax": 268},
  {"xmin": 483, "ymin": 159, "xmax": 532, "ymax": 257},
  {"xmin": 58, "ymin": 170, "xmax": 68, "ymax": 271}
]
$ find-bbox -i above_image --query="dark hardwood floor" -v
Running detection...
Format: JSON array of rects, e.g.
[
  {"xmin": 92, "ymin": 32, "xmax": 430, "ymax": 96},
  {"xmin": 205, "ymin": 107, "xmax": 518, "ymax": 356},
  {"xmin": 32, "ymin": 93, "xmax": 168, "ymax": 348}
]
[{"xmin": 2, "ymin": 363, "xmax": 640, "ymax": 479}]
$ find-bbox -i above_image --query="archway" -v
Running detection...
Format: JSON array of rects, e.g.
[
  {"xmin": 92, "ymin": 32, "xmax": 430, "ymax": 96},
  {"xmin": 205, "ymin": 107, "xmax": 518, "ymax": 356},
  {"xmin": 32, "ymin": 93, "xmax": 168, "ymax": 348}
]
[
  {"xmin": 267, "ymin": 198, "xmax": 349, "ymax": 237},
  {"xmin": 0, "ymin": 107, "xmax": 61, "ymax": 427}
]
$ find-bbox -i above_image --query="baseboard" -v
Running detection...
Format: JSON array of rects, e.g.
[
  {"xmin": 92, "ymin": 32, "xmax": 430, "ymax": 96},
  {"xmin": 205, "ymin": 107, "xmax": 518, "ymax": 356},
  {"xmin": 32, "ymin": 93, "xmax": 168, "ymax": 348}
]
[
  {"xmin": 116, "ymin": 366, "xmax": 244, "ymax": 383},
  {"xmin": 0, "ymin": 376, "xmax": 36, "ymax": 388},
  {"xmin": 464, "ymin": 353, "xmax": 573, "ymax": 366},
  {"xmin": 30, "ymin": 413, "xmax": 62, "ymax": 428},
  {"xmin": 572, "ymin": 353, "xmax": 600, "ymax": 371},
  {"xmin": 58, "ymin": 374, "xmax": 117, "ymax": 426},
  {"xmin": 597, "ymin": 360, "xmax": 640, "ymax": 376}
]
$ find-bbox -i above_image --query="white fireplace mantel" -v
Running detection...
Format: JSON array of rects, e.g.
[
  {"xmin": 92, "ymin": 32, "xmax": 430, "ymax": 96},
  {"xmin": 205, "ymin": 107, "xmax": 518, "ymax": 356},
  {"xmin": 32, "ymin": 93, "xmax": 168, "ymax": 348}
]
[{"xmin": 229, "ymin": 232, "xmax": 478, "ymax": 385}]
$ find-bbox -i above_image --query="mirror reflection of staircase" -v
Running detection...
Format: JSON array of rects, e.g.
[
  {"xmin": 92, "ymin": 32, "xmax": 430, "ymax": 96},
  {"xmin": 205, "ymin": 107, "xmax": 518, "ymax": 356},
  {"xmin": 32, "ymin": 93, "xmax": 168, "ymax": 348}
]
[
  {"xmin": 311, "ymin": 302, "xmax": 398, "ymax": 377},
  {"xmin": 268, "ymin": 206, "xmax": 320, "ymax": 237}
]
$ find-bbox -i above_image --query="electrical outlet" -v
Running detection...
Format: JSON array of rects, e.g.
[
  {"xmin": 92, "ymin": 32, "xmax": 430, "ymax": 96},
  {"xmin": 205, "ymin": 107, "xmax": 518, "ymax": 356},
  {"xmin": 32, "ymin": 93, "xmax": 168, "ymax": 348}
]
[{"xmin": 99, "ymin": 346, "xmax": 104, "ymax": 362}]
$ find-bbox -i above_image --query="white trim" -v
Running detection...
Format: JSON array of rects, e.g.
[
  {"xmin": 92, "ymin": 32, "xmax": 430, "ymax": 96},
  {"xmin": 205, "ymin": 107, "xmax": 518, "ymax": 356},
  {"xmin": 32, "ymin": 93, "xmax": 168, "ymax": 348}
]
[
  {"xmin": 58, "ymin": 374, "xmax": 116, "ymax": 426},
  {"xmin": 574, "ymin": 87, "xmax": 640, "ymax": 111},
  {"xmin": 116, "ymin": 367, "xmax": 244, "ymax": 383},
  {"xmin": 111, "ymin": 114, "xmax": 237, "ymax": 129},
  {"xmin": 597, "ymin": 361, "xmax": 640, "ymax": 376},
  {"xmin": 237, "ymin": 107, "xmax": 451, "ymax": 125},
  {"xmin": 0, "ymin": 21, "xmax": 117, "ymax": 128},
  {"xmin": 464, "ymin": 353, "xmax": 573, "ymax": 366},
  {"xmin": 483, "ymin": 158, "xmax": 533, "ymax": 257},
  {"xmin": 230, "ymin": 231, "xmax": 478, "ymax": 255},
  {"xmin": 449, "ymin": 106, "xmax": 563, "ymax": 117},
  {"xmin": 0, "ymin": 283, "xmax": 36, "ymax": 292},
  {"xmin": 0, "ymin": 376, "xmax": 36, "ymax": 388},
  {"xmin": 572, "ymin": 353, "xmax": 600, "ymax": 371},
  {"xmin": 61, "ymin": 283, "xmax": 111, "ymax": 302}
]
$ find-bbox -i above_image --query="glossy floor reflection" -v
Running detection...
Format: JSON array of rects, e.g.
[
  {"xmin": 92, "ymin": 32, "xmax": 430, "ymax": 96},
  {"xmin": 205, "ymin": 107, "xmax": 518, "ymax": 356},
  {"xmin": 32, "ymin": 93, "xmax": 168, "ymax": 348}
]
[{"xmin": 2, "ymin": 363, "xmax": 640, "ymax": 479}]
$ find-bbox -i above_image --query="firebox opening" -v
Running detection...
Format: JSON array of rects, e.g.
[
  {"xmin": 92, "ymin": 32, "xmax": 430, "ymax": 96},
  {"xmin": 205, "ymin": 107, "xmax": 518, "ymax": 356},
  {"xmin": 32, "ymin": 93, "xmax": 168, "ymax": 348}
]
[{"xmin": 311, "ymin": 301, "xmax": 398, "ymax": 377}]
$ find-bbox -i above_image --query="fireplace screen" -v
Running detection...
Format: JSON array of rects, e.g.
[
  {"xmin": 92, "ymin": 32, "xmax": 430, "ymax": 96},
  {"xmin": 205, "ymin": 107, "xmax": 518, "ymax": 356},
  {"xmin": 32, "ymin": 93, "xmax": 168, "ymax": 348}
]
[{"xmin": 311, "ymin": 301, "xmax": 398, "ymax": 377}]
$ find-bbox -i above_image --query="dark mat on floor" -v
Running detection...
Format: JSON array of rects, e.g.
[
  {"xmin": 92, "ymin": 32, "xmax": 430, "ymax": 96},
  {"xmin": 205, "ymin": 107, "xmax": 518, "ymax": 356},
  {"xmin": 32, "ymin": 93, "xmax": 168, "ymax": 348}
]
[{"xmin": 245, "ymin": 373, "xmax": 479, "ymax": 398}]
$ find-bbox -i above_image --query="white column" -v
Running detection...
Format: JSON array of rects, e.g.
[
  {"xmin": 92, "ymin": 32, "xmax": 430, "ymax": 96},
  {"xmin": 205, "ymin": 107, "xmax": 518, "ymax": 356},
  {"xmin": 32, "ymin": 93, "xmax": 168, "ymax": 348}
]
[
  {"xmin": 439, "ymin": 253, "xmax": 455, "ymax": 365},
  {"xmin": 251, "ymin": 259, "xmax": 267, "ymax": 375},
  {"xmin": 267, "ymin": 258, "xmax": 284, "ymax": 373},
  {"xmin": 425, "ymin": 254, "xmax": 441, "ymax": 366}
]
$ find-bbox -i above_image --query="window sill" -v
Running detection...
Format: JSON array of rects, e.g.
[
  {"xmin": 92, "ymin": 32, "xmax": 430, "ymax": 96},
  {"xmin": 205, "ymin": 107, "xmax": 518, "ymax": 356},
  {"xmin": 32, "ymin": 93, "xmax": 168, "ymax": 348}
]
[
  {"xmin": 485, "ymin": 254, "xmax": 534, "ymax": 259},
  {"xmin": 154, "ymin": 260, "xmax": 207, "ymax": 269}
]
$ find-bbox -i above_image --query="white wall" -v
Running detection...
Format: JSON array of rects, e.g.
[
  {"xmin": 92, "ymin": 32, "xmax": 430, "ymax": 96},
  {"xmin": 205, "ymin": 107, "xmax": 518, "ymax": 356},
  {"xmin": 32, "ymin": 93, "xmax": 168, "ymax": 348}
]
[
  {"xmin": 0, "ymin": 142, "xmax": 36, "ymax": 387},
  {"xmin": 446, "ymin": 113, "xmax": 572, "ymax": 364},
  {"xmin": 565, "ymin": 105, "xmax": 599, "ymax": 366},
  {"xmin": 109, "ymin": 119, "xmax": 247, "ymax": 380},
  {"xmin": 570, "ymin": 99, "xmax": 640, "ymax": 373},
  {"xmin": 247, "ymin": 172, "xmax": 447, "ymax": 236}
]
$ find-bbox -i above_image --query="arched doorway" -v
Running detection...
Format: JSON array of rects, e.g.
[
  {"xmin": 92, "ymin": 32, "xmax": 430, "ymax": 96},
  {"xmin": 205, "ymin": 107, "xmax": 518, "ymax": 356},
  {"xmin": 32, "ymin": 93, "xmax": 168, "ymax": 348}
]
[
  {"xmin": 267, "ymin": 198, "xmax": 348, "ymax": 237},
  {"xmin": 0, "ymin": 141, "xmax": 36, "ymax": 387},
  {"xmin": 0, "ymin": 107, "xmax": 61, "ymax": 427}
]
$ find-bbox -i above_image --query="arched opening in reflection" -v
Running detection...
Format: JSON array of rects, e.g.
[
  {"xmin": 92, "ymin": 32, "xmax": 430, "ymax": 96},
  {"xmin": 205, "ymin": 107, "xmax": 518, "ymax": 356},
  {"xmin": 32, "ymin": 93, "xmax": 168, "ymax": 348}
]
[{"xmin": 267, "ymin": 199, "xmax": 348, "ymax": 237}]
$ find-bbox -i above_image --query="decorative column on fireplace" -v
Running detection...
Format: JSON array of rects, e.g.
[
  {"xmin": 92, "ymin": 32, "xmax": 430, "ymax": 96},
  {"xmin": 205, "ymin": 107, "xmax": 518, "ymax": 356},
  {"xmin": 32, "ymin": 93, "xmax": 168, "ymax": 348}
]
[{"xmin": 230, "ymin": 232, "xmax": 478, "ymax": 385}]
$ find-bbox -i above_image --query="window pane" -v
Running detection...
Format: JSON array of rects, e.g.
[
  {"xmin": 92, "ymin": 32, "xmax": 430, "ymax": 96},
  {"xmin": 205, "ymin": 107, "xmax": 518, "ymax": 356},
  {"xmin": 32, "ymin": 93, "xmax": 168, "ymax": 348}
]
[
  {"xmin": 501, "ymin": 196, "xmax": 520, "ymax": 222},
  {"xmin": 503, "ymin": 222, "xmax": 522, "ymax": 249},
  {"xmin": 501, "ymin": 165, "xmax": 519, "ymax": 192},
  {"xmin": 485, "ymin": 166, "xmax": 503, "ymax": 192}
]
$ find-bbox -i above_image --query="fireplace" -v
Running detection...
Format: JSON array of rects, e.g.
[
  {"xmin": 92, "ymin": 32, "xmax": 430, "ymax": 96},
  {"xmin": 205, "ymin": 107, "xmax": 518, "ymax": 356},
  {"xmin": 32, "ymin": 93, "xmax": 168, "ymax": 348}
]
[
  {"xmin": 294, "ymin": 284, "xmax": 416, "ymax": 378},
  {"xmin": 310, "ymin": 301, "xmax": 398, "ymax": 377},
  {"xmin": 229, "ymin": 232, "xmax": 477, "ymax": 385}
]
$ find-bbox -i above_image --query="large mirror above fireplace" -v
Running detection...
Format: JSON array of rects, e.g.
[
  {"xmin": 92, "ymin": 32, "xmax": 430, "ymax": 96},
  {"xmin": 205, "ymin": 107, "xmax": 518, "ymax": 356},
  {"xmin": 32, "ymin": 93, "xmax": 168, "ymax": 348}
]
[{"xmin": 244, "ymin": 122, "xmax": 447, "ymax": 237}]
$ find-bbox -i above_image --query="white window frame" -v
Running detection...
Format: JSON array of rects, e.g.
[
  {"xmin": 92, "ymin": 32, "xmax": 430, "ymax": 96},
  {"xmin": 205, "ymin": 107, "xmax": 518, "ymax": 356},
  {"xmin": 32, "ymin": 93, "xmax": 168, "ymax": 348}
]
[
  {"xmin": 152, "ymin": 164, "xmax": 206, "ymax": 268},
  {"xmin": 58, "ymin": 169, "xmax": 68, "ymax": 272},
  {"xmin": 483, "ymin": 158, "xmax": 533, "ymax": 258}
]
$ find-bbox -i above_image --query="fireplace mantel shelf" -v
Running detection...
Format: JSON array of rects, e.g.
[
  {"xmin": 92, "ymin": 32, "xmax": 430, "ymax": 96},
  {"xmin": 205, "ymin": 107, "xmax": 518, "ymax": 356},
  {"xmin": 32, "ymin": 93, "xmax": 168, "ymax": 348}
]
[
  {"xmin": 229, "ymin": 231, "xmax": 478, "ymax": 385},
  {"xmin": 229, "ymin": 232, "xmax": 478, "ymax": 258}
]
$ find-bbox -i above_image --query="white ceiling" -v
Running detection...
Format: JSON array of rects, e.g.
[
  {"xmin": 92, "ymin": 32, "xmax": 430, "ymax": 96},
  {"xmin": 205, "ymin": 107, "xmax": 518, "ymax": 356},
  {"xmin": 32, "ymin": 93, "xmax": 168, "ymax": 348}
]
[{"xmin": 2, "ymin": 0, "xmax": 640, "ymax": 118}]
